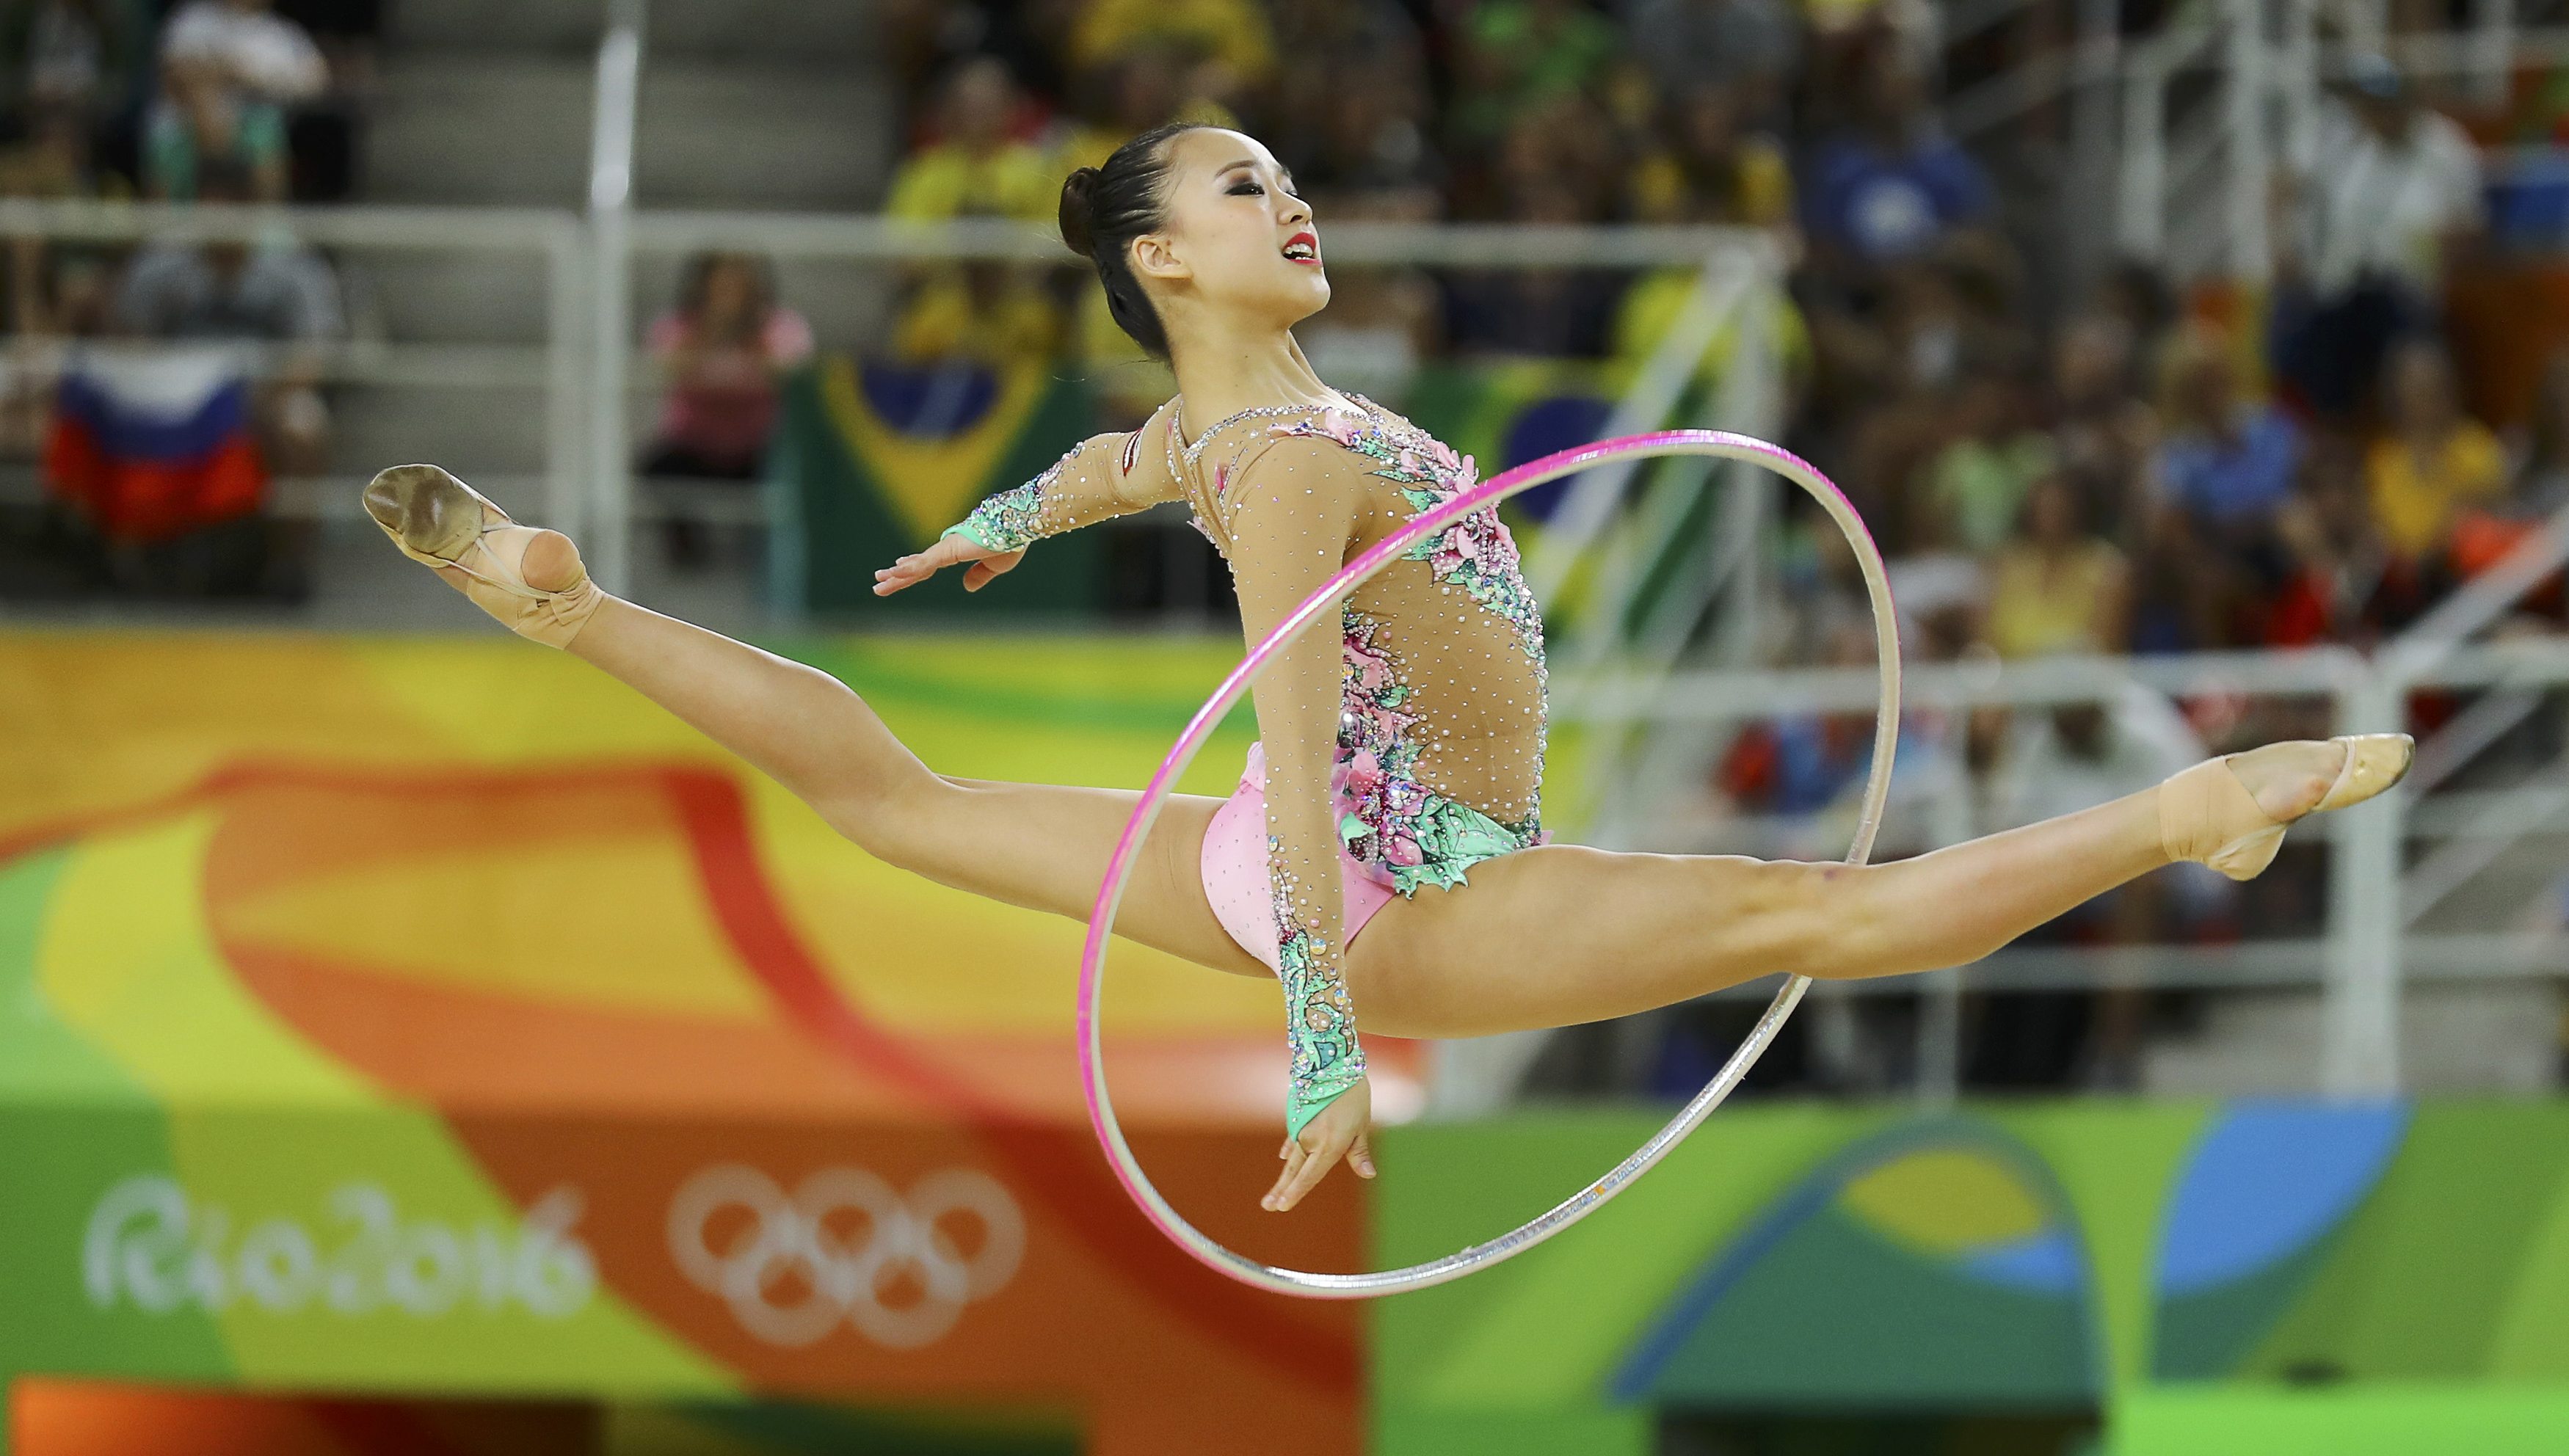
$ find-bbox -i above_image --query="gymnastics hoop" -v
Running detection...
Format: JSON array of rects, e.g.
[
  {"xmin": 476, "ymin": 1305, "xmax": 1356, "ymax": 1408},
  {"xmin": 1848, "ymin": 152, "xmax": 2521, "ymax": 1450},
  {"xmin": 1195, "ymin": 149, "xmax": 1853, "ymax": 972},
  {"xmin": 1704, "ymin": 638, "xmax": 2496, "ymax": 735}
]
[{"xmin": 1077, "ymin": 429, "xmax": 1902, "ymax": 1299}]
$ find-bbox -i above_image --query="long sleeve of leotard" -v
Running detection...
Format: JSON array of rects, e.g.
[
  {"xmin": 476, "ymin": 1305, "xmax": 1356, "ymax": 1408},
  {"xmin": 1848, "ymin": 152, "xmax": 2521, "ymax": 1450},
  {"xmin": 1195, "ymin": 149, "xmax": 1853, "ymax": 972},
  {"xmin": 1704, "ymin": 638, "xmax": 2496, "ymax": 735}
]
[
  {"xmin": 940, "ymin": 397, "xmax": 1183, "ymax": 553},
  {"xmin": 1218, "ymin": 433, "xmax": 1370, "ymax": 1138}
]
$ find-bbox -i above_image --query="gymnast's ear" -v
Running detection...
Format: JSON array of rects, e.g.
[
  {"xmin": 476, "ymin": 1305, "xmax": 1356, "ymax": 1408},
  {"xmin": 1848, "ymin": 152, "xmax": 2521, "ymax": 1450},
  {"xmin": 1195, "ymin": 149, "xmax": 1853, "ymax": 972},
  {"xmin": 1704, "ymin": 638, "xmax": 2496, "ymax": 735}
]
[{"xmin": 1130, "ymin": 230, "xmax": 1188, "ymax": 283}]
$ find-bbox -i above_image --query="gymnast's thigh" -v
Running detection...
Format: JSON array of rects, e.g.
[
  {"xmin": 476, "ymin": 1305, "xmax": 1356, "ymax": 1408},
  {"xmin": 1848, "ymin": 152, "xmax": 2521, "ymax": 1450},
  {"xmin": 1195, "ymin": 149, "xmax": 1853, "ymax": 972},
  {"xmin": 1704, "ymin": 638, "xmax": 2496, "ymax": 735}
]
[
  {"xmin": 894, "ymin": 775, "xmax": 1273, "ymax": 980},
  {"xmin": 1343, "ymin": 842, "xmax": 1828, "ymax": 1039}
]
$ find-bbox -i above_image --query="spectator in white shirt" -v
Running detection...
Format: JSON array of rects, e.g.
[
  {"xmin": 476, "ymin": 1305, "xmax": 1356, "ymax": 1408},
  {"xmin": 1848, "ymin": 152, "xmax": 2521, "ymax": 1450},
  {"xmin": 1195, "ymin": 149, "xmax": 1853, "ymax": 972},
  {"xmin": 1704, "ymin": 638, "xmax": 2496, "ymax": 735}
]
[
  {"xmin": 146, "ymin": 0, "xmax": 325, "ymax": 201},
  {"xmin": 2270, "ymin": 53, "xmax": 2485, "ymax": 426}
]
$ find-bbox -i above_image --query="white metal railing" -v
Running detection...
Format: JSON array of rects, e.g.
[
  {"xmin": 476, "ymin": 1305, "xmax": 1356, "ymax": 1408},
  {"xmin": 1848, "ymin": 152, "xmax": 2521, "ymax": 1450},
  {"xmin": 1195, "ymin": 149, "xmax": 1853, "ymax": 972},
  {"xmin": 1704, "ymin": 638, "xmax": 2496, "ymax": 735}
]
[
  {"xmin": 0, "ymin": 197, "xmax": 588, "ymax": 528},
  {"xmin": 0, "ymin": 195, "xmax": 1774, "ymax": 595},
  {"xmin": 585, "ymin": 0, "xmax": 646, "ymax": 594},
  {"xmin": 2109, "ymin": 16, "xmax": 2569, "ymax": 281},
  {"xmin": 1939, "ymin": 0, "xmax": 2569, "ymax": 285},
  {"xmin": 0, "ymin": 196, "xmax": 589, "ymax": 542}
]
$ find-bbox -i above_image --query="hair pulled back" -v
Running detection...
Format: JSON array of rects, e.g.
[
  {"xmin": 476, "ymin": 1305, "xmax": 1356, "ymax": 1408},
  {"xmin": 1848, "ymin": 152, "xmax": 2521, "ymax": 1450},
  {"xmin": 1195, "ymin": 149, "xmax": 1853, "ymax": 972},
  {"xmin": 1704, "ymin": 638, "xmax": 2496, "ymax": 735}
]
[{"xmin": 1059, "ymin": 121, "xmax": 1206, "ymax": 363}]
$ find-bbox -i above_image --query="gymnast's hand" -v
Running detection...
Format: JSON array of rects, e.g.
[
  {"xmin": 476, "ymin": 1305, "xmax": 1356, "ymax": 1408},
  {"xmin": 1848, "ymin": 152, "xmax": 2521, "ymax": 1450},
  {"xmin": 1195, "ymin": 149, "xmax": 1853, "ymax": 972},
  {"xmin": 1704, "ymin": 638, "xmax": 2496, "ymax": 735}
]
[
  {"xmin": 873, "ymin": 534, "xmax": 1026, "ymax": 596},
  {"xmin": 1264, "ymin": 1076, "xmax": 1375, "ymax": 1212}
]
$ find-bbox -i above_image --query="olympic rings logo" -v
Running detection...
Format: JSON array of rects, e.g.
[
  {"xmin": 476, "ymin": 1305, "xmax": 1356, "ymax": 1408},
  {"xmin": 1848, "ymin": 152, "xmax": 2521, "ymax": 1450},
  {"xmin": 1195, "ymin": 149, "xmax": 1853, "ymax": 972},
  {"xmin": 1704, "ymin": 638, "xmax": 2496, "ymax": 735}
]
[{"xmin": 666, "ymin": 1165, "xmax": 1024, "ymax": 1349}]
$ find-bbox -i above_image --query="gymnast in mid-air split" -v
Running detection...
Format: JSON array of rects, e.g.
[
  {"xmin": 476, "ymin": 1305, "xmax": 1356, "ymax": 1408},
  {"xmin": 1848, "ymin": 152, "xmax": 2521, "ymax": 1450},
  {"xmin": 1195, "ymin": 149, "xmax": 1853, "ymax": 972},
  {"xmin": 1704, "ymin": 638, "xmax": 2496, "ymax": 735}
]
[{"xmin": 364, "ymin": 123, "xmax": 2412, "ymax": 1218}]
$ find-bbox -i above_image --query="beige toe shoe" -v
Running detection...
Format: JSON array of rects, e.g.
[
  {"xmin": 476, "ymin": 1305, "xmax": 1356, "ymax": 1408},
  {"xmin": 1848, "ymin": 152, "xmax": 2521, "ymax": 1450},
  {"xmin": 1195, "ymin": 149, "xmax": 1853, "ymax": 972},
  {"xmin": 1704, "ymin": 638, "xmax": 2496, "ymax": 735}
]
[
  {"xmin": 363, "ymin": 463, "xmax": 605, "ymax": 649},
  {"xmin": 2159, "ymin": 733, "xmax": 2416, "ymax": 881}
]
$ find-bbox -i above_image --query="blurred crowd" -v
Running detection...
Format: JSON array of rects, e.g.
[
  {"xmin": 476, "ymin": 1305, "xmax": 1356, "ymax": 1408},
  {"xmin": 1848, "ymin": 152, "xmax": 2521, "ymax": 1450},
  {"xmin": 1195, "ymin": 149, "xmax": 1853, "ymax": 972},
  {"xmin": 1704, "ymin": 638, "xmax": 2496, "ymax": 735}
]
[
  {"xmin": 871, "ymin": 0, "xmax": 1820, "ymax": 404},
  {"xmin": 868, "ymin": 0, "xmax": 2550, "ymax": 665},
  {"xmin": 4, "ymin": 0, "xmax": 2551, "ymax": 633},
  {"xmin": 0, "ymin": 0, "xmax": 373, "ymax": 211},
  {"xmin": 1668, "ymin": 29, "xmax": 2558, "ymax": 1097}
]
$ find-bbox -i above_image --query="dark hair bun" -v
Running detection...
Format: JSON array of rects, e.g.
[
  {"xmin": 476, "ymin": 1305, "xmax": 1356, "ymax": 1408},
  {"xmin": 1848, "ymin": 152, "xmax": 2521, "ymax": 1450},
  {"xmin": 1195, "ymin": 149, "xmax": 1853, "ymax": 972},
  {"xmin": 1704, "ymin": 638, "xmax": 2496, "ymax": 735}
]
[
  {"xmin": 1060, "ymin": 122, "xmax": 1199, "ymax": 362},
  {"xmin": 1058, "ymin": 166, "xmax": 1101, "ymax": 256}
]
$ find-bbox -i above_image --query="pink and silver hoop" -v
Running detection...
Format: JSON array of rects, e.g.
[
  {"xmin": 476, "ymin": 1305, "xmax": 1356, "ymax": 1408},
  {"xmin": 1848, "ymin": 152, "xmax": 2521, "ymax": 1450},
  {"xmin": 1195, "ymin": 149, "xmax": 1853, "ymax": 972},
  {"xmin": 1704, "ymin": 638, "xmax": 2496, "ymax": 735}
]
[{"xmin": 1077, "ymin": 430, "xmax": 1902, "ymax": 1298}]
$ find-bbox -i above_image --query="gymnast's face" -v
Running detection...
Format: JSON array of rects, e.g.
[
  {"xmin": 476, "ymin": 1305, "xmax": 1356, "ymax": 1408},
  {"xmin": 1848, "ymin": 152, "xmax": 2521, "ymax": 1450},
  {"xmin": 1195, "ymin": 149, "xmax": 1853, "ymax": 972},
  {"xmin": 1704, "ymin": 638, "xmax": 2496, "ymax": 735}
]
[{"xmin": 1129, "ymin": 128, "xmax": 1329, "ymax": 340}]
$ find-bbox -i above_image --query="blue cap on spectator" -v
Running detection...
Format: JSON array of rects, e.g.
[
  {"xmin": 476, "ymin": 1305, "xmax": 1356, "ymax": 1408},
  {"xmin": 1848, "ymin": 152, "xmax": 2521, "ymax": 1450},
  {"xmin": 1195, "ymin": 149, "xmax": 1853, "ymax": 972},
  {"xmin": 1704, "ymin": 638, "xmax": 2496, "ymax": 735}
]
[{"xmin": 2344, "ymin": 51, "xmax": 2404, "ymax": 100}]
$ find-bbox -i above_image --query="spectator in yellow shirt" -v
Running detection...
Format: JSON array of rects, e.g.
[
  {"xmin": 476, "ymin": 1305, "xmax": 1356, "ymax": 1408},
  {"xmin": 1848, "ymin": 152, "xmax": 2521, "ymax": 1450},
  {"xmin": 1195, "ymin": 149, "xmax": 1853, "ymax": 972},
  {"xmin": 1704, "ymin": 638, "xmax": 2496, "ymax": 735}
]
[
  {"xmin": 1611, "ymin": 79, "xmax": 1809, "ymax": 395},
  {"xmin": 2366, "ymin": 338, "xmax": 2505, "ymax": 561},
  {"xmin": 1050, "ymin": 43, "xmax": 1243, "ymax": 181},
  {"xmin": 882, "ymin": 58, "xmax": 1063, "ymax": 365},
  {"xmin": 1985, "ymin": 473, "xmax": 2132, "ymax": 658},
  {"xmin": 1067, "ymin": 0, "xmax": 1274, "ymax": 90},
  {"xmin": 884, "ymin": 57, "xmax": 1059, "ymax": 224}
]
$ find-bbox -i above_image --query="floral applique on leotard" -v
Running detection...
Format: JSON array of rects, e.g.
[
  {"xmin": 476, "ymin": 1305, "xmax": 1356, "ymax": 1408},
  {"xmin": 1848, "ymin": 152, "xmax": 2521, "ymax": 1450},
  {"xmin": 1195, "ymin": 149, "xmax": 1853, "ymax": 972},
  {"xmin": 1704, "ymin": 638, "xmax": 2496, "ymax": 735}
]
[
  {"xmin": 1334, "ymin": 610, "xmax": 1547, "ymax": 897},
  {"xmin": 1265, "ymin": 401, "xmax": 1552, "ymax": 909}
]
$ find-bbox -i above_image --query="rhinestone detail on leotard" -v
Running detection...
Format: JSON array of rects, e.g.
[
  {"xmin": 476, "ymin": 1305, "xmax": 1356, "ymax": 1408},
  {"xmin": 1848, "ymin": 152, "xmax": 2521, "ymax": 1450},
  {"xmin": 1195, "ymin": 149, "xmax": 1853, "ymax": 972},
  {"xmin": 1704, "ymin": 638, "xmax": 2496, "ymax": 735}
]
[{"xmin": 1173, "ymin": 396, "xmax": 1361, "ymax": 469}]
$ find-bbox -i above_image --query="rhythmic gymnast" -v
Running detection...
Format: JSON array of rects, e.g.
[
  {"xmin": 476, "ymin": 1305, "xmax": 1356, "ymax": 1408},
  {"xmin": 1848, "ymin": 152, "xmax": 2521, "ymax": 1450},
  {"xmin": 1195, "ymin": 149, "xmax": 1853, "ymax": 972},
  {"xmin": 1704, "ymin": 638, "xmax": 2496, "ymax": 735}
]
[{"xmin": 364, "ymin": 123, "xmax": 2412, "ymax": 1219}]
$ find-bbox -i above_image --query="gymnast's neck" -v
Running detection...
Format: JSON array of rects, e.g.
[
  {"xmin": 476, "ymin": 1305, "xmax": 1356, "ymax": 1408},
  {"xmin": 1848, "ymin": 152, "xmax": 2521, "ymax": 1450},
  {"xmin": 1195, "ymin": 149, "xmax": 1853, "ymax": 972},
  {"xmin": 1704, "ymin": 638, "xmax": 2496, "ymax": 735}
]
[{"xmin": 1166, "ymin": 318, "xmax": 1348, "ymax": 437}]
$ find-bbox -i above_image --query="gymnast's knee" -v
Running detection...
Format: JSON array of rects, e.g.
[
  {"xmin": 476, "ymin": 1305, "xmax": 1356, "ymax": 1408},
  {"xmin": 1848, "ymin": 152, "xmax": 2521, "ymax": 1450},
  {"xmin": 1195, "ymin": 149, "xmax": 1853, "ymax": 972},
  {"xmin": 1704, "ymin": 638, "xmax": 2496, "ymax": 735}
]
[
  {"xmin": 1753, "ymin": 856, "xmax": 1883, "ymax": 982},
  {"xmin": 813, "ymin": 761, "xmax": 948, "ymax": 863},
  {"xmin": 1787, "ymin": 858, "xmax": 1983, "ymax": 980}
]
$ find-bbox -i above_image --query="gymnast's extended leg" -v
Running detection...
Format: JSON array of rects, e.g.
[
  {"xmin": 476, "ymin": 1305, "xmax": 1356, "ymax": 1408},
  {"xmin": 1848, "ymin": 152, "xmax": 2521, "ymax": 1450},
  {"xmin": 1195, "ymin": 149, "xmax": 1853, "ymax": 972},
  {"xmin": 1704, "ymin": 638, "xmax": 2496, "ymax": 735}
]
[
  {"xmin": 562, "ymin": 584, "xmax": 1274, "ymax": 972},
  {"xmin": 1342, "ymin": 739, "xmax": 2391, "ymax": 1039},
  {"xmin": 366, "ymin": 466, "xmax": 1268, "ymax": 980}
]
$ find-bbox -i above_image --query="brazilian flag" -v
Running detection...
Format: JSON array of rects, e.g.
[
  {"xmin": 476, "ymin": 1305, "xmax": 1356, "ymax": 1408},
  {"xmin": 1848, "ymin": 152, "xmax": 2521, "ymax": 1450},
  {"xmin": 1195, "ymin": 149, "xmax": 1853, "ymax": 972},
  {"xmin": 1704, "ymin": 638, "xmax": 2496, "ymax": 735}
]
[
  {"xmin": 769, "ymin": 350, "xmax": 1703, "ymax": 630},
  {"xmin": 769, "ymin": 353, "xmax": 1107, "ymax": 619}
]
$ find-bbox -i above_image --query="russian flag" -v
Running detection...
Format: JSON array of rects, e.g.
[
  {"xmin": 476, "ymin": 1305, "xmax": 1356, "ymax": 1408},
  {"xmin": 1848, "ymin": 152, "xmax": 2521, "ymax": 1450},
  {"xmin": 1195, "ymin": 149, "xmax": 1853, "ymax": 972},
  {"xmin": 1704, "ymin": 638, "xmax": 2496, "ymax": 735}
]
[{"xmin": 44, "ymin": 345, "xmax": 266, "ymax": 542}]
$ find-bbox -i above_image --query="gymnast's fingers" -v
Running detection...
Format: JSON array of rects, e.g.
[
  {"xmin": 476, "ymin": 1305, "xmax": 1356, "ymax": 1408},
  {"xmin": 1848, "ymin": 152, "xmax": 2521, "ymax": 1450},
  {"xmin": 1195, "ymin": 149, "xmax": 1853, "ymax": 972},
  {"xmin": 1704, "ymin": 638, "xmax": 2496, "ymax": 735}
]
[
  {"xmin": 871, "ymin": 553, "xmax": 940, "ymax": 594},
  {"xmin": 871, "ymin": 556, "xmax": 928, "ymax": 594},
  {"xmin": 1350, "ymin": 1129, "xmax": 1376, "ymax": 1179},
  {"xmin": 1263, "ymin": 1143, "xmax": 1308, "ymax": 1211},
  {"xmin": 961, "ymin": 548, "xmax": 1026, "ymax": 592},
  {"xmin": 872, "ymin": 536, "xmax": 971, "ymax": 594},
  {"xmin": 1269, "ymin": 1129, "xmax": 1349, "ymax": 1212}
]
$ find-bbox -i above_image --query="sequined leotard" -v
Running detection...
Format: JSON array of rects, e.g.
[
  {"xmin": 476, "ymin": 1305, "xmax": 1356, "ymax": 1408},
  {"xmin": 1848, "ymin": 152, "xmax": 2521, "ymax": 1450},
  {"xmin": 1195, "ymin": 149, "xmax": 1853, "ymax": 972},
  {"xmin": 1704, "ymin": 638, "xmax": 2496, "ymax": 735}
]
[{"xmin": 942, "ymin": 390, "xmax": 1549, "ymax": 1137}]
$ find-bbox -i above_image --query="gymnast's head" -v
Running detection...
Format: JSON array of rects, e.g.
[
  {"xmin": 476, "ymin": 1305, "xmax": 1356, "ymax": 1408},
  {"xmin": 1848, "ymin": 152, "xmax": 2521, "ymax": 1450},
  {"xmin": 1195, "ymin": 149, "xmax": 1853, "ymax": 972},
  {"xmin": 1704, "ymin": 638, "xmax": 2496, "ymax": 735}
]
[{"xmin": 1058, "ymin": 124, "xmax": 1329, "ymax": 365}]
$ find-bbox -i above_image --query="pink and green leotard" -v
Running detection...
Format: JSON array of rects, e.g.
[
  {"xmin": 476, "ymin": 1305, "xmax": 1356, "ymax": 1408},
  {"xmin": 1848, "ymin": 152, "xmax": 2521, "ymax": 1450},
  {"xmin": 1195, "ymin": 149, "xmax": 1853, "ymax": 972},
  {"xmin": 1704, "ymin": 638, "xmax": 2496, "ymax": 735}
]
[{"xmin": 942, "ymin": 390, "xmax": 1550, "ymax": 1138}]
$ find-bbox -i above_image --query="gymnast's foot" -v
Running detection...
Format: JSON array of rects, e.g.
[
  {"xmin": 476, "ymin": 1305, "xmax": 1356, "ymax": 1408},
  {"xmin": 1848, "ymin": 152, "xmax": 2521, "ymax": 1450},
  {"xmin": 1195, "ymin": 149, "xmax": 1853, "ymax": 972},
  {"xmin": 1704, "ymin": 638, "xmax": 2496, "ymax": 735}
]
[
  {"xmin": 363, "ymin": 464, "xmax": 606, "ymax": 649},
  {"xmin": 2158, "ymin": 734, "xmax": 2416, "ymax": 881}
]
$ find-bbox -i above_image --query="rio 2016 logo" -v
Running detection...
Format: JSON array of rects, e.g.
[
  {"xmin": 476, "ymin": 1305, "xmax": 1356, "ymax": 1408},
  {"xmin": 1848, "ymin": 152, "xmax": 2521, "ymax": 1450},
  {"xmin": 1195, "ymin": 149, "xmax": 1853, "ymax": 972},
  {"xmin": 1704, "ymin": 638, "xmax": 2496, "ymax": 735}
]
[
  {"xmin": 666, "ymin": 1165, "xmax": 1024, "ymax": 1349},
  {"xmin": 82, "ymin": 1175, "xmax": 596, "ymax": 1320}
]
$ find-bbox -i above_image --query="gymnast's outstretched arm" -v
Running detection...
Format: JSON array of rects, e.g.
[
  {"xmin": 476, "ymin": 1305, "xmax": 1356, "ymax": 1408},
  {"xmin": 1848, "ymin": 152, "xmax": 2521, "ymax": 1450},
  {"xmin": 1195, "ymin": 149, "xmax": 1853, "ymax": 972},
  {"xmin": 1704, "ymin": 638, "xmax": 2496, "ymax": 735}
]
[
  {"xmin": 1210, "ymin": 434, "xmax": 1383, "ymax": 1212},
  {"xmin": 873, "ymin": 396, "xmax": 1185, "ymax": 597}
]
